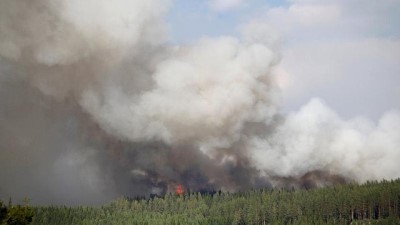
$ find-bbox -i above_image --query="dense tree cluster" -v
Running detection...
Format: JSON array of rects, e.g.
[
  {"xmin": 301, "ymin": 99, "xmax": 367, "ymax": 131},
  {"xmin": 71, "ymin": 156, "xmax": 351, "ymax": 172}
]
[
  {"xmin": 0, "ymin": 198, "xmax": 34, "ymax": 225},
  {"xmin": 31, "ymin": 179, "xmax": 400, "ymax": 225}
]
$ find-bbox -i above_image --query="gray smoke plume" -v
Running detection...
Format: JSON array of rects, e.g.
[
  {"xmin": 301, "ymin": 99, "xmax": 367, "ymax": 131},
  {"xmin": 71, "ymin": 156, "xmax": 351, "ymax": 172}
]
[{"xmin": 0, "ymin": 0, "xmax": 399, "ymax": 205}]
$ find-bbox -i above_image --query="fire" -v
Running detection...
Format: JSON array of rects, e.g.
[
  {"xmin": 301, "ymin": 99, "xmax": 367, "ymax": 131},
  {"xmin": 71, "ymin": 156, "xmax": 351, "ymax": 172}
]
[{"xmin": 176, "ymin": 184, "xmax": 184, "ymax": 196}]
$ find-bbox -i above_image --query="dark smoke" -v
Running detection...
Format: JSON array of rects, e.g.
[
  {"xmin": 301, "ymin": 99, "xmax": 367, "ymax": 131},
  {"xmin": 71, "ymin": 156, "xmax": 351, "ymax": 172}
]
[{"xmin": 0, "ymin": 0, "xmax": 399, "ymax": 205}]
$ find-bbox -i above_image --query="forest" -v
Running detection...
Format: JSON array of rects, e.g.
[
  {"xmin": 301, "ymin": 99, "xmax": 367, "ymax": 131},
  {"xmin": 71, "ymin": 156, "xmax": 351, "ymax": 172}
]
[{"xmin": 1, "ymin": 179, "xmax": 400, "ymax": 225}]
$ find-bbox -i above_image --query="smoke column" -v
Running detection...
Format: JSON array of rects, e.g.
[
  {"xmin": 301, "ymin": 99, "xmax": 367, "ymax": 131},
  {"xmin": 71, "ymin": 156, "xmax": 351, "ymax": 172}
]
[{"xmin": 0, "ymin": 0, "xmax": 399, "ymax": 205}]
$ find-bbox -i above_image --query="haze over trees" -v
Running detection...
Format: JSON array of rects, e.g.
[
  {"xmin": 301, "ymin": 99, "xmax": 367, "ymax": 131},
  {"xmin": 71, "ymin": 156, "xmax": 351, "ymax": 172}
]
[
  {"xmin": 0, "ymin": 198, "xmax": 34, "ymax": 225},
  {"xmin": 1, "ymin": 0, "xmax": 399, "ymax": 204},
  {"xmin": 28, "ymin": 179, "xmax": 400, "ymax": 225}
]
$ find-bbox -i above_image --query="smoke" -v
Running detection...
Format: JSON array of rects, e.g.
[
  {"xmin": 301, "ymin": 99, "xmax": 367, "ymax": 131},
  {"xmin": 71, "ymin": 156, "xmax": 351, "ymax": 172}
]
[
  {"xmin": 0, "ymin": 0, "xmax": 399, "ymax": 205},
  {"xmin": 250, "ymin": 99, "xmax": 400, "ymax": 182}
]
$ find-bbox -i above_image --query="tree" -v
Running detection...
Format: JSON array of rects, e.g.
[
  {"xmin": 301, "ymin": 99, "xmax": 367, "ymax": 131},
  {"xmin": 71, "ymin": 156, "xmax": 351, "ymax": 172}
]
[
  {"xmin": 1, "ymin": 198, "xmax": 34, "ymax": 225},
  {"xmin": 0, "ymin": 200, "xmax": 8, "ymax": 223}
]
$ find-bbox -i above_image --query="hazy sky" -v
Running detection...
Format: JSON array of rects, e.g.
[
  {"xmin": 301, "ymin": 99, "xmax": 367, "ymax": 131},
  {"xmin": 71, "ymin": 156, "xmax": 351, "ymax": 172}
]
[{"xmin": 168, "ymin": 0, "xmax": 400, "ymax": 120}]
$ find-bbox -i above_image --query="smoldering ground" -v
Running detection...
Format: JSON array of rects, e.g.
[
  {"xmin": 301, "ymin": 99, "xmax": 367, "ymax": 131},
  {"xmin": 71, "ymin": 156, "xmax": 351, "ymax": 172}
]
[{"xmin": 0, "ymin": 0, "xmax": 399, "ymax": 205}]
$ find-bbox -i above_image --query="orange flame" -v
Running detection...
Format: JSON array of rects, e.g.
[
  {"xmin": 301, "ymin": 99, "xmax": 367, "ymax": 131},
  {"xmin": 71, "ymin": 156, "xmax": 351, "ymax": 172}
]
[{"xmin": 176, "ymin": 184, "xmax": 184, "ymax": 196}]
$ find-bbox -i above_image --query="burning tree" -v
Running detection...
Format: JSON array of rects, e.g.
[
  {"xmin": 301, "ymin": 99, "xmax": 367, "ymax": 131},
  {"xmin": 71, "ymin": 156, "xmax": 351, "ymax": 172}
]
[{"xmin": 176, "ymin": 184, "xmax": 184, "ymax": 196}]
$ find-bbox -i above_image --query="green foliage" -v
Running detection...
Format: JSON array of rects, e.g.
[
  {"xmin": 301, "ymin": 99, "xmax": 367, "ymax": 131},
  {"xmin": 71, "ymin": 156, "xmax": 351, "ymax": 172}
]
[
  {"xmin": 0, "ymin": 198, "xmax": 34, "ymax": 225},
  {"xmin": 4, "ymin": 206, "xmax": 34, "ymax": 225},
  {"xmin": 29, "ymin": 179, "xmax": 400, "ymax": 225},
  {"xmin": 0, "ymin": 201, "xmax": 7, "ymax": 222}
]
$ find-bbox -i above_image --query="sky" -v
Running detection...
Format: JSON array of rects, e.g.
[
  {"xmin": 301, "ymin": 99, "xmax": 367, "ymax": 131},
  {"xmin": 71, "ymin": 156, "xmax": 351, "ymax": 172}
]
[{"xmin": 167, "ymin": 0, "xmax": 400, "ymax": 120}]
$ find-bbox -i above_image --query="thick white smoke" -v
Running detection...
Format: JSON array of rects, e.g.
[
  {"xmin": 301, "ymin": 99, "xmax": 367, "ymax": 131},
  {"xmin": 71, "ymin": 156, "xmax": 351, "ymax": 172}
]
[
  {"xmin": 250, "ymin": 98, "xmax": 400, "ymax": 182},
  {"xmin": 0, "ymin": 0, "xmax": 169, "ymax": 98},
  {"xmin": 0, "ymin": 0, "xmax": 399, "ymax": 204},
  {"xmin": 82, "ymin": 36, "xmax": 280, "ymax": 148},
  {"xmin": 0, "ymin": 0, "xmax": 167, "ymax": 64}
]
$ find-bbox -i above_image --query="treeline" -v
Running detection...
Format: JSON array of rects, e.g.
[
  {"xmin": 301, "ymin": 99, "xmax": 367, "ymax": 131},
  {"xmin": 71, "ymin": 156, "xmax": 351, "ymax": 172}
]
[
  {"xmin": 30, "ymin": 179, "xmax": 400, "ymax": 225},
  {"xmin": 0, "ymin": 198, "xmax": 34, "ymax": 225}
]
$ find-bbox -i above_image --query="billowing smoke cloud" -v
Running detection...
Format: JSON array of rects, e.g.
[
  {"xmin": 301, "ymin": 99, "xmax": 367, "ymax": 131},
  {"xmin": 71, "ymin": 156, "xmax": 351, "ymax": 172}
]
[
  {"xmin": 250, "ymin": 99, "xmax": 400, "ymax": 182},
  {"xmin": 0, "ymin": 0, "xmax": 399, "ymax": 205}
]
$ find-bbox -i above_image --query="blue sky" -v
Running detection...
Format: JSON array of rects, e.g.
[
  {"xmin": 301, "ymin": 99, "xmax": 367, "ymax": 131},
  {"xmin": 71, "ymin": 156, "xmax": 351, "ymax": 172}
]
[
  {"xmin": 168, "ymin": 0, "xmax": 400, "ymax": 43},
  {"xmin": 167, "ymin": 0, "xmax": 400, "ymax": 120},
  {"xmin": 167, "ymin": 0, "xmax": 287, "ymax": 43}
]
